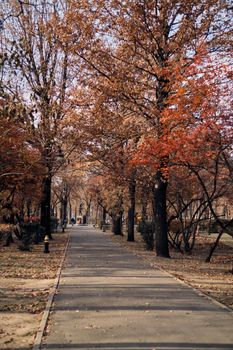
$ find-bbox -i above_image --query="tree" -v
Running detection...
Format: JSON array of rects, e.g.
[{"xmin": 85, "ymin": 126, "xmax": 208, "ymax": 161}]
[
  {"xmin": 1, "ymin": 0, "xmax": 93, "ymax": 237},
  {"xmin": 0, "ymin": 98, "xmax": 43, "ymax": 223},
  {"xmin": 78, "ymin": 0, "xmax": 232, "ymax": 257}
]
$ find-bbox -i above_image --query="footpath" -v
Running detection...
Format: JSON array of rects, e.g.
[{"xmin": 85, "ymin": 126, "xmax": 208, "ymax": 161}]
[{"xmin": 41, "ymin": 226, "xmax": 233, "ymax": 350}]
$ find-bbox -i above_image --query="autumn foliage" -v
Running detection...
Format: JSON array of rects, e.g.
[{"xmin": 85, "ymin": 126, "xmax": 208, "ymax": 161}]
[{"xmin": 0, "ymin": 0, "xmax": 232, "ymax": 258}]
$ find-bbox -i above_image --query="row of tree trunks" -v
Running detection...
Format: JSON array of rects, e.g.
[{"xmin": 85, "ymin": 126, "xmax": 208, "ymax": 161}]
[{"xmin": 109, "ymin": 169, "xmax": 170, "ymax": 258}]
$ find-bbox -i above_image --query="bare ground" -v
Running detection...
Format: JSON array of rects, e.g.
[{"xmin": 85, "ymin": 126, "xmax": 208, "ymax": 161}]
[
  {"xmin": 110, "ymin": 231, "xmax": 233, "ymax": 310},
  {"xmin": 0, "ymin": 231, "xmax": 68, "ymax": 349}
]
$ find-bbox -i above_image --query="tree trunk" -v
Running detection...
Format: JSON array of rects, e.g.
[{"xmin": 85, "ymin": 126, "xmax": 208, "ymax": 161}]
[
  {"xmin": 206, "ymin": 231, "xmax": 223, "ymax": 262},
  {"xmin": 153, "ymin": 174, "xmax": 170, "ymax": 258},
  {"xmin": 100, "ymin": 207, "xmax": 107, "ymax": 229},
  {"xmin": 127, "ymin": 175, "xmax": 136, "ymax": 242},
  {"xmin": 138, "ymin": 191, "xmax": 148, "ymax": 235},
  {"xmin": 112, "ymin": 214, "xmax": 122, "ymax": 235},
  {"xmin": 41, "ymin": 176, "xmax": 52, "ymax": 239},
  {"xmin": 141, "ymin": 195, "xmax": 147, "ymax": 224},
  {"xmin": 26, "ymin": 200, "xmax": 31, "ymax": 218},
  {"xmin": 84, "ymin": 200, "xmax": 91, "ymax": 224},
  {"xmin": 69, "ymin": 201, "xmax": 72, "ymax": 222},
  {"xmin": 74, "ymin": 206, "xmax": 77, "ymax": 221},
  {"xmin": 102, "ymin": 207, "xmax": 107, "ymax": 223},
  {"xmin": 63, "ymin": 196, "xmax": 68, "ymax": 227}
]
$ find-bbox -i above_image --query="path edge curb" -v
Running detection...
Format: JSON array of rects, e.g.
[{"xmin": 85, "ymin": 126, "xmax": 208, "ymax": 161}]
[{"xmin": 32, "ymin": 230, "xmax": 71, "ymax": 350}]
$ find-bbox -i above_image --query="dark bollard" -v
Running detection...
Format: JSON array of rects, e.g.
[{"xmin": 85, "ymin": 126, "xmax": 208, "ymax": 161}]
[{"xmin": 44, "ymin": 235, "xmax": 50, "ymax": 253}]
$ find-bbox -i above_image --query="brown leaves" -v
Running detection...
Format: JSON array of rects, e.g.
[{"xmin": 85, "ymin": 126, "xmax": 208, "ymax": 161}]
[{"xmin": 0, "ymin": 232, "xmax": 68, "ymax": 313}]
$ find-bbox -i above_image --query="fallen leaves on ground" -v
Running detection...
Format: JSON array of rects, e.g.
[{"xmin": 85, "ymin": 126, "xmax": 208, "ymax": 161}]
[{"xmin": 0, "ymin": 231, "xmax": 69, "ymax": 349}]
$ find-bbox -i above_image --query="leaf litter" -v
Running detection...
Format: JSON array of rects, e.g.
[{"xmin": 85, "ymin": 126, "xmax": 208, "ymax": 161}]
[{"xmin": 0, "ymin": 232, "xmax": 68, "ymax": 349}]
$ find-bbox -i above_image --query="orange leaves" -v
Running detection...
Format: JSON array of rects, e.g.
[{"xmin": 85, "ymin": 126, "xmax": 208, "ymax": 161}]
[{"xmin": 131, "ymin": 137, "xmax": 168, "ymax": 171}]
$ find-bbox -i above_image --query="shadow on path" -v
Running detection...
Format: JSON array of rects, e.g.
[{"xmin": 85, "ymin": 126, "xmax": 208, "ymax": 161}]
[{"xmin": 43, "ymin": 226, "xmax": 233, "ymax": 350}]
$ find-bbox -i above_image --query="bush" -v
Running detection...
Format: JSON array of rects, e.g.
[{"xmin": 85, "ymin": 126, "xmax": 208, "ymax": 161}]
[
  {"xmin": 208, "ymin": 219, "xmax": 233, "ymax": 235},
  {"xmin": 18, "ymin": 223, "xmax": 40, "ymax": 250},
  {"xmin": 18, "ymin": 222, "xmax": 47, "ymax": 249},
  {"xmin": 141, "ymin": 221, "xmax": 155, "ymax": 251},
  {"xmin": 198, "ymin": 221, "xmax": 208, "ymax": 232},
  {"xmin": 50, "ymin": 217, "xmax": 59, "ymax": 233},
  {"xmin": 137, "ymin": 221, "xmax": 144, "ymax": 234}
]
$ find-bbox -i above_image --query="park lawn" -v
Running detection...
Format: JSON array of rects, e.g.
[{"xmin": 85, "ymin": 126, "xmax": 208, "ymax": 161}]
[
  {"xmin": 111, "ymin": 232, "xmax": 233, "ymax": 310},
  {"xmin": 0, "ymin": 231, "xmax": 68, "ymax": 350}
]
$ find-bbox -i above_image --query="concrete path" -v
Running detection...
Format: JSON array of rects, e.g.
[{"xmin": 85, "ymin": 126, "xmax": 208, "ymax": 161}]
[{"xmin": 42, "ymin": 226, "xmax": 233, "ymax": 350}]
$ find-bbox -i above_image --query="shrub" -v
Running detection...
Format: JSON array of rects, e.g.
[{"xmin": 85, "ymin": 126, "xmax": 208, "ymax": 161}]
[{"xmin": 141, "ymin": 221, "xmax": 155, "ymax": 251}]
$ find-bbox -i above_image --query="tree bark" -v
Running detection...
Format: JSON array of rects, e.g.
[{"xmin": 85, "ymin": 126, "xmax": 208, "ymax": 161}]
[
  {"xmin": 102, "ymin": 207, "xmax": 107, "ymax": 223},
  {"xmin": 153, "ymin": 173, "xmax": 170, "ymax": 258},
  {"xmin": 40, "ymin": 176, "xmax": 52, "ymax": 239},
  {"xmin": 205, "ymin": 231, "xmax": 223, "ymax": 262},
  {"xmin": 141, "ymin": 195, "xmax": 147, "ymax": 224},
  {"xmin": 63, "ymin": 195, "xmax": 68, "ymax": 227},
  {"xmin": 138, "ymin": 191, "xmax": 148, "ymax": 235},
  {"xmin": 69, "ymin": 201, "xmax": 72, "ymax": 222},
  {"xmin": 84, "ymin": 200, "xmax": 91, "ymax": 225},
  {"xmin": 127, "ymin": 175, "xmax": 136, "ymax": 242},
  {"xmin": 100, "ymin": 207, "xmax": 107, "ymax": 229},
  {"xmin": 112, "ymin": 214, "xmax": 122, "ymax": 235}
]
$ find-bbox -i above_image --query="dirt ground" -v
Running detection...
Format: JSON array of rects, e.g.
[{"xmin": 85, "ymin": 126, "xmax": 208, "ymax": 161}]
[
  {"xmin": 0, "ymin": 231, "xmax": 68, "ymax": 350},
  {"xmin": 110, "ymin": 231, "xmax": 233, "ymax": 310}
]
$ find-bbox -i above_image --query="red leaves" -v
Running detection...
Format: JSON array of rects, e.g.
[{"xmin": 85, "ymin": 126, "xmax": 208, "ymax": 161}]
[{"xmin": 129, "ymin": 46, "xmax": 232, "ymax": 176}]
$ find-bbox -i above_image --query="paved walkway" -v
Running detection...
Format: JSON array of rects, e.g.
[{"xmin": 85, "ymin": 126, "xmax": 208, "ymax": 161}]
[{"xmin": 42, "ymin": 226, "xmax": 233, "ymax": 350}]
